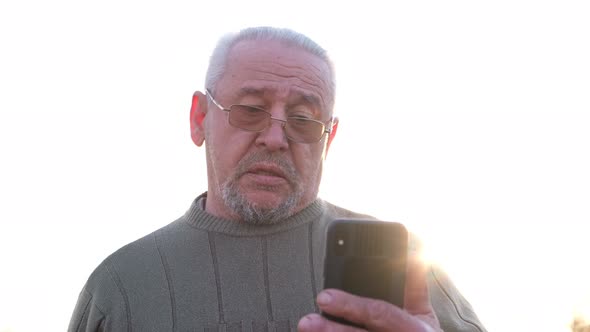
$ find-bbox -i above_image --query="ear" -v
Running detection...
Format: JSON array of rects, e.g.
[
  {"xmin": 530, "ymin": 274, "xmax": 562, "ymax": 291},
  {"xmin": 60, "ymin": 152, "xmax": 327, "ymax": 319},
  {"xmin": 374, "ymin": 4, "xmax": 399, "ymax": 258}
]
[
  {"xmin": 324, "ymin": 117, "xmax": 339, "ymax": 157},
  {"xmin": 190, "ymin": 91, "xmax": 207, "ymax": 147}
]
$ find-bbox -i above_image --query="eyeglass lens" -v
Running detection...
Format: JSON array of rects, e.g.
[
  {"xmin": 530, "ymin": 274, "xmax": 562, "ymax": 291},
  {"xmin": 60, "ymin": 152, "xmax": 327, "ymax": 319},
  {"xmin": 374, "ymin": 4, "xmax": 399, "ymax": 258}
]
[{"xmin": 228, "ymin": 105, "xmax": 326, "ymax": 143}]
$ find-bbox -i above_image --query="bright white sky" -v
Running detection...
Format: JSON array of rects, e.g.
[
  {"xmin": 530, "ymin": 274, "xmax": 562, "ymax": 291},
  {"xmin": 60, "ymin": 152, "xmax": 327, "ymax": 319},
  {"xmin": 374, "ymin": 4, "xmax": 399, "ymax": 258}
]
[{"xmin": 1, "ymin": 1, "xmax": 589, "ymax": 331}]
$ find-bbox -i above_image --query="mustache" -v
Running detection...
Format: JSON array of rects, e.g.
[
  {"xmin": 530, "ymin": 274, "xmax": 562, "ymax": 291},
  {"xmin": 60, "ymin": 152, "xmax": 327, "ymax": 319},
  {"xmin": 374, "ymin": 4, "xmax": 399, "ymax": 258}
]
[{"xmin": 234, "ymin": 152, "xmax": 299, "ymax": 185}]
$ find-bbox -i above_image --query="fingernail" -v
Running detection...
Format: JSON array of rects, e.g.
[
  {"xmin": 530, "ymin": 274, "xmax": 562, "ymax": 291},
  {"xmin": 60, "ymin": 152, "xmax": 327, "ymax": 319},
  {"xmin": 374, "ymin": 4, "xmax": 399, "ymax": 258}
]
[
  {"xmin": 317, "ymin": 291, "xmax": 332, "ymax": 305},
  {"xmin": 298, "ymin": 315, "xmax": 313, "ymax": 331}
]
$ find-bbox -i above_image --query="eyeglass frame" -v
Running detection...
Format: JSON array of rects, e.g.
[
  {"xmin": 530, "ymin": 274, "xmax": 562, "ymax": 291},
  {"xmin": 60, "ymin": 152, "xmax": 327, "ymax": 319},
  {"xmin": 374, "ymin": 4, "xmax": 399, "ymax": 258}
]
[{"xmin": 205, "ymin": 88, "xmax": 333, "ymax": 143}]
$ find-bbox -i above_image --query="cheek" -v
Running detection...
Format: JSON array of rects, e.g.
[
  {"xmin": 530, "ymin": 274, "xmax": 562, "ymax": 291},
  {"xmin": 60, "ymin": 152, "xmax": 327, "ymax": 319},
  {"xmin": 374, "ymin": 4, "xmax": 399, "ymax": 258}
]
[
  {"xmin": 293, "ymin": 145, "xmax": 324, "ymax": 180},
  {"xmin": 209, "ymin": 131, "xmax": 256, "ymax": 173},
  {"xmin": 211, "ymin": 142, "xmax": 244, "ymax": 172}
]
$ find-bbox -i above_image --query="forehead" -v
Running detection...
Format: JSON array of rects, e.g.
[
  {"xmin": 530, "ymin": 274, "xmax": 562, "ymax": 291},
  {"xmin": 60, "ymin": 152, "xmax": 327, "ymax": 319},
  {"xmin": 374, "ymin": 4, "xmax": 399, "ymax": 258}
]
[{"xmin": 218, "ymin": 39, "xmax": 332, "ymax": 111}]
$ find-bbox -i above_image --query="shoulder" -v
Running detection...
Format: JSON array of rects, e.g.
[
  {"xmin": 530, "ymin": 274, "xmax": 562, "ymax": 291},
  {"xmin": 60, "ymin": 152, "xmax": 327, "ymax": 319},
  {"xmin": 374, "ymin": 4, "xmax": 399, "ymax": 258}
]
[
  {"xmin": 104, "ymin": 219, "xmax": 182, "ymax": 269},
  {"xmin": 78, "ymin": 219, "xmax": 186, "ymax": 310},
  {"xmin": 69, "ymin": 219, "xmax": 188, "ymax": 331},
  {"xmin": 321, "ymin": 200, "xmax": 425, "ymax": 251},
  {"xmin": 428, "ymin": 264, "xmax": 488, "ymax": 332},
  {"xmin": 321, "ymin": 200, "xmax": 377, "ymax": 220}
]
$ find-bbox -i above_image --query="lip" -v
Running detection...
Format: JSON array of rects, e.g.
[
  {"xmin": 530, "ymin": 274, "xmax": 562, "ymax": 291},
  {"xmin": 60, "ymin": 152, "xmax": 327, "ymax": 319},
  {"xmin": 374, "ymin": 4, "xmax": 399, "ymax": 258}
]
[{"xmin": 243, "ymin": 163, "xmax": 290, "ymax": 185}]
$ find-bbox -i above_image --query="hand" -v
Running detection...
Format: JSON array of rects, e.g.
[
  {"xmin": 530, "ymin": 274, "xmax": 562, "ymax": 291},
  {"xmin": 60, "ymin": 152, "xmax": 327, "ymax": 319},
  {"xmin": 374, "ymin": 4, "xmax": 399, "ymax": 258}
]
[{"xmin": 297, "ymin": 256, "xmax": 442, "ymax": 332}]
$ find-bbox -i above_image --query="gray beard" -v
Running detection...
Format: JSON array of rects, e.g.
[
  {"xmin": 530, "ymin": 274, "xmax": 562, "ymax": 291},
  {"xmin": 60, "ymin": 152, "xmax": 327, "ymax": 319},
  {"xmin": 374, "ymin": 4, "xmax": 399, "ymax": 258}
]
[{"xmin": 221, "ymin": 152, "xmax": 304, "ymax": 225}]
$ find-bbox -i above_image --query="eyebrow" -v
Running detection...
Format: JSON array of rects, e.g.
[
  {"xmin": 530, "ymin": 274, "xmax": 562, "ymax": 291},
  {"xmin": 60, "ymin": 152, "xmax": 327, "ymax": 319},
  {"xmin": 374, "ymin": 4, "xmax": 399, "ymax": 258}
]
[
  {"xmin": 235, "ymin": 87, "xmax": 265, "ymax": 100},
  {"xmin": 297, "ymin": 93, "xmax": 321, "ymax": 110},
  {"xmin": 235, "ymin": 87, "xmax": 322, "ymax": 110}
]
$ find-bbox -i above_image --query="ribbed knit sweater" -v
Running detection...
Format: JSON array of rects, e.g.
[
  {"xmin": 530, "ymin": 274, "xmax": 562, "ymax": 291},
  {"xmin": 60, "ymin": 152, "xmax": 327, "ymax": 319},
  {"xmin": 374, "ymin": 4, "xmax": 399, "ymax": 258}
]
[{"xmin": 69, "ymin": 194, "xmax": 487, "ymax": 332}]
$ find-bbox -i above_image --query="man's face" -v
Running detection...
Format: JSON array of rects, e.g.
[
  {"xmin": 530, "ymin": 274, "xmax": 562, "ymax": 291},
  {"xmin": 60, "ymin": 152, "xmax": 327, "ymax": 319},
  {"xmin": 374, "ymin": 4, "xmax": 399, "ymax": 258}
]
[{"xmin": 199, "ymin": 39, "xmax": 334, "ymax": 224}]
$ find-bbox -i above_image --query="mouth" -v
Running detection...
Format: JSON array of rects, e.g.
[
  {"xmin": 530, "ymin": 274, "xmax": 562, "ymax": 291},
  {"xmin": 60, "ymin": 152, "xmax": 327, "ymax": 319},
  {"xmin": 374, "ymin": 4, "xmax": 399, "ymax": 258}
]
[{"xmin": 243, "ymin": 163, "xmax": 290, "ymax": 186}]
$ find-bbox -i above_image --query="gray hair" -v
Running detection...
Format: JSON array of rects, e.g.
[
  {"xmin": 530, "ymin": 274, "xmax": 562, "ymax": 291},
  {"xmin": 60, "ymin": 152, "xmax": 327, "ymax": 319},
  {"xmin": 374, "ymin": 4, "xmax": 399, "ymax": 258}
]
[{"xmin": 205, "ymin": 26, "xmax": 336, "ymax": 113}]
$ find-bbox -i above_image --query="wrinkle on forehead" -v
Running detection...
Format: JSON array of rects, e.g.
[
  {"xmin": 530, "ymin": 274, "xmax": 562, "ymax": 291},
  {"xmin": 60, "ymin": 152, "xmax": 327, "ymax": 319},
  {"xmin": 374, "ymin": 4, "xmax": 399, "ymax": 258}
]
[
  {"xmin": 231, "ymin": 66, "xmax": 329, "ymax": 112},
  {"xmin": 221, "ymin": 40, "xmax": 333, "ymax": 113},
  {"xmin": 237, "ymin": 85, "xmax": 320, "ymax": 104},
  {"xmin": 251, "ymin": 56, "xmax": 328, "ymax": 81}
]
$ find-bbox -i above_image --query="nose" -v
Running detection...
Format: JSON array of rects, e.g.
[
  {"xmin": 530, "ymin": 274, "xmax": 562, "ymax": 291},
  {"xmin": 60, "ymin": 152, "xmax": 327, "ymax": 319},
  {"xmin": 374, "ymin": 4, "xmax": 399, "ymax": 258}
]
[{"xmin": 255, "ymin": 118, "xmax": 289, "ymax": 151}]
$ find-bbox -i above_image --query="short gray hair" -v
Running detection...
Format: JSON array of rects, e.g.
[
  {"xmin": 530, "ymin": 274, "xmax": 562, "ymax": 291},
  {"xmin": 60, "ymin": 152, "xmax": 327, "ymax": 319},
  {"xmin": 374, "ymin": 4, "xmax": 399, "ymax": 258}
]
[{"xmin": 205, "ymin": 26, "xmax": 336, "ymax": 113}]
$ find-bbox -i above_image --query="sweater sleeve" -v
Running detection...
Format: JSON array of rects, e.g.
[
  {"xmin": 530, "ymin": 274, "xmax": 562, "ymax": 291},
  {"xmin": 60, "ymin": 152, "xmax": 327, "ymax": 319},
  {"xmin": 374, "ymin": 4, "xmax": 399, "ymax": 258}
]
[
  {"xmin": 68, "ymin": 260, "xmax": 129, "ymax": 332},
  {"xmin": 68, "ymin": 287, "xmax": 106, "ymax": 332},
  {"xmin": 428, "ymin": 265, "xmax": 488, "ymax": 332}
]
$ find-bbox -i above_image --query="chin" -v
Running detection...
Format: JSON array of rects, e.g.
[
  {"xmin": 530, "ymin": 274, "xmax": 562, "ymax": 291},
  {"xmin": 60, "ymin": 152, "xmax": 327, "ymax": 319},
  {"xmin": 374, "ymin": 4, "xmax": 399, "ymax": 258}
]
[
  {"xmin": 221, "ymin": 179, "xmax": 306, "ymax": 224},
  {"xmin": 245, "ymin": 190, "xmax": 291, "ymax": 208}
]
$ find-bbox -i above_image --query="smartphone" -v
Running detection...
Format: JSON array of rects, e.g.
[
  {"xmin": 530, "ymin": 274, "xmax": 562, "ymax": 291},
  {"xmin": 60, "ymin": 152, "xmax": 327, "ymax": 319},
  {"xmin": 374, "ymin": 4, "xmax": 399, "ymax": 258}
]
[{"xmin": 322, "ymin": 219, "xmax": 408, "ymax": 326}]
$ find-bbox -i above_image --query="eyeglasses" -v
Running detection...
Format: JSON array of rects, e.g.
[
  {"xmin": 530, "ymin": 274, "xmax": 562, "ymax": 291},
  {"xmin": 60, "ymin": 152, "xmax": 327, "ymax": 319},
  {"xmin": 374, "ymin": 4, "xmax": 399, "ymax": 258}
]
[{"xmin": 205, "ymin": 89, "xmax": 332, "ymax": 143}]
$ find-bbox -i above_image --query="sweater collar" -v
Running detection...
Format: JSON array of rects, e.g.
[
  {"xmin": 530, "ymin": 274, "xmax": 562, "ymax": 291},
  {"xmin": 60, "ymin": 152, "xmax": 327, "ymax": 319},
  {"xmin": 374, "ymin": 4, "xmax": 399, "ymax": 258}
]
[{"xmin": 183, "ymin": 192, "xmax": 326, "ymax": 236}]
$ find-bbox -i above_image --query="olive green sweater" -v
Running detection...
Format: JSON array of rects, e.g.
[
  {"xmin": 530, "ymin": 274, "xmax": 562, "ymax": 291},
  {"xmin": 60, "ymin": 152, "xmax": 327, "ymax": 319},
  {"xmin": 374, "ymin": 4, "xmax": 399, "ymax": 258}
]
[{"xmin": 69, "ymin": 194, "xmax": 486, "ymax": 332}]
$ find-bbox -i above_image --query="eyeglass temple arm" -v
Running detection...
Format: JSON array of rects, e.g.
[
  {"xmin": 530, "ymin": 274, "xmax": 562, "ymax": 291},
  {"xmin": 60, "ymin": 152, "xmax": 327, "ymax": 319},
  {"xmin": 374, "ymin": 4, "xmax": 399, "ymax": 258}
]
[
  {"xmin": 324, "ymin": 118, "xmax": 335, "ymax": 134},
  {"xmin": 205, "ymin": 89, "xmax": 230, "ymax": 112}
]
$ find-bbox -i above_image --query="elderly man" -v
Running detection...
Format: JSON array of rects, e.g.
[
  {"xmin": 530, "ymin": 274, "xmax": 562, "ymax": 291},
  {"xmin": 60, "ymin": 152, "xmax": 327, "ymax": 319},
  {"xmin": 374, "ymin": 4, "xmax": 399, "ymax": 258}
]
[{"xmin": 69, "ymin": 27, "xmax": 487, "ymax": 332}]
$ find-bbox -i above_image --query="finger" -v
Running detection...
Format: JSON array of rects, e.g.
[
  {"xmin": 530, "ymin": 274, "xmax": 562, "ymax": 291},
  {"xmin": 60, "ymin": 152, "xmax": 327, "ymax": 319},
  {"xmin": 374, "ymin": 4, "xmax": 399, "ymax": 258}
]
[
  {"xmin": 297, "ymin": 313, "xmax": 366, "ymax": 332},
  {"xmin": 316, "ymin": 289, "xmax": 419, "ymax": 331},
  {"xmin": 404, "ymin": 255, "xmax": 431, "ymax": 314},
  {"xmin": 404, "ymin": 255, "xmax": 441, "ymax": 328}
]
